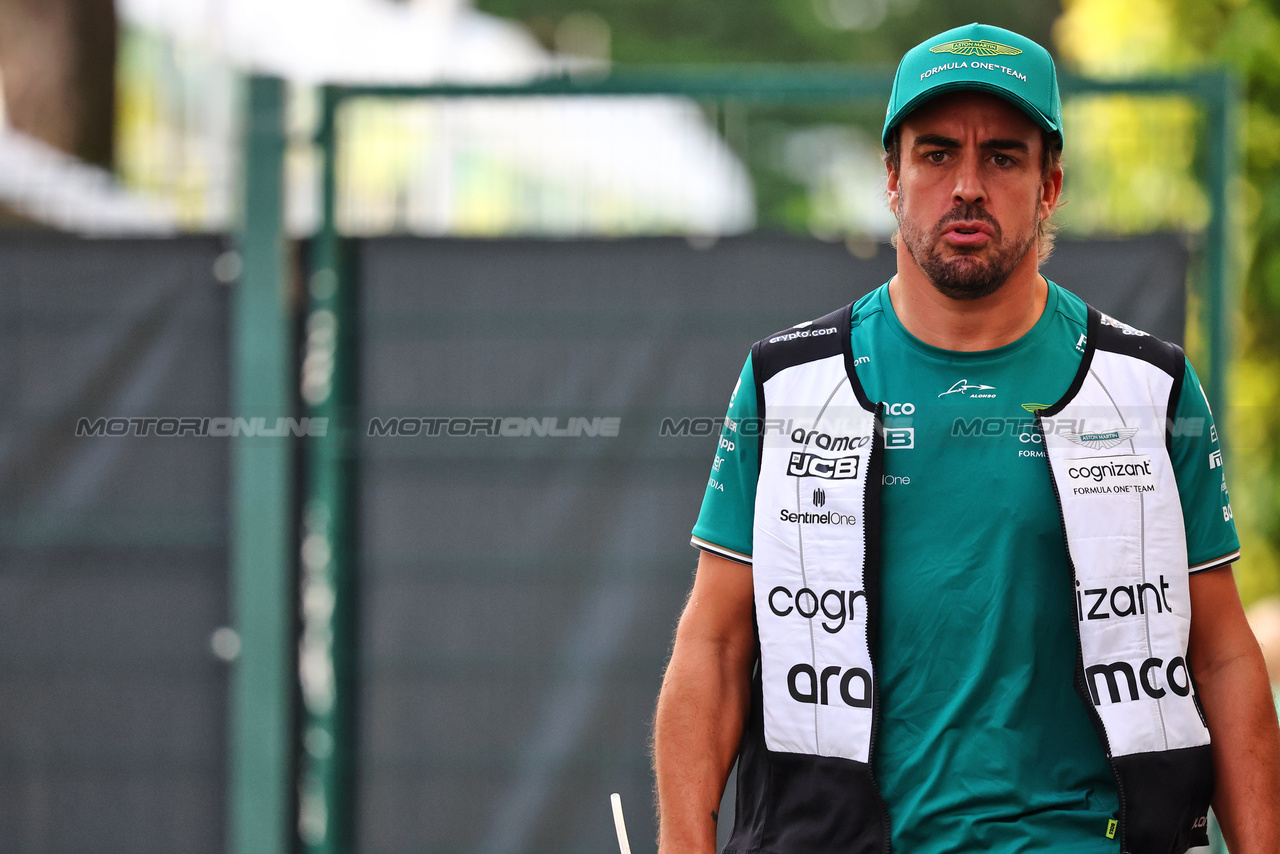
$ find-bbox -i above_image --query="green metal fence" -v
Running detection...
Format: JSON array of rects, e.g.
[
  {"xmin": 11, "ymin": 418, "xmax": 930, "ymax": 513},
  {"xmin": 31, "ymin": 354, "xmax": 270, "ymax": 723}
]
[{"xmin": 232, "ymin": 66, "xmax": 1241, "ymax": 854}]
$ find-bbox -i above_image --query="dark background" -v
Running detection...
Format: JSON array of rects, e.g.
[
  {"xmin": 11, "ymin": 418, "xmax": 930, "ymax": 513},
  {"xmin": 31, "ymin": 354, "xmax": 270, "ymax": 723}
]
[{"xmin": 0, "ymin": 232, "xmax": 1186, "ymax": 854}]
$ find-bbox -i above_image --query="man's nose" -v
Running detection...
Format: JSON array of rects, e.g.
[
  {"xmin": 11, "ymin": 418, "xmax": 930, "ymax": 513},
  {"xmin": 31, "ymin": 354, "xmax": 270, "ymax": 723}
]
[{"xmin": 952, "ymin": 153, "xmax": 986, "ymax": 205}]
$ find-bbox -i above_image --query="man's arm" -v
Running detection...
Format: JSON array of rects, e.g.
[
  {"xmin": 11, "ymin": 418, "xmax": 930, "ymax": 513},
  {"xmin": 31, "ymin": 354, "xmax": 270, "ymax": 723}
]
[
  {"xmin": 653, "ymin": 550, "xmax": 756, "ymax": 854},
  {"xmin": 1188, "ymin": 564, "xmax": 1280, "ymax": 853}
]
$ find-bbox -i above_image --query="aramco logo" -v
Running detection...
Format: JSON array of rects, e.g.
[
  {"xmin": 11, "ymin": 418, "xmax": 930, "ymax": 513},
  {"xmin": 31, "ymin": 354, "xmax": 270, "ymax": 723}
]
[{"xmin": 813, "ymin": 488, "xmax": 826, "ymax": 507}]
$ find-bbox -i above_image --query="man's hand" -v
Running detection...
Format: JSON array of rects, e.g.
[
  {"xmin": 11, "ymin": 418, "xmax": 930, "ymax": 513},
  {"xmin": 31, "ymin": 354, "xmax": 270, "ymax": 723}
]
[
  {"xmin": 1188, "ymin": 565, "xmax": 1280, "ymax": 853},
  {"xmin": 653, "ymin": 551, "xmax": 756, "ymax": 854}
]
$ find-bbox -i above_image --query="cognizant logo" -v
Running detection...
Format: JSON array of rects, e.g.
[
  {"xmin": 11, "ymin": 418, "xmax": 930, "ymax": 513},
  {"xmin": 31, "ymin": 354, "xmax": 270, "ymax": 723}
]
[
  {"xmin": 1067, "ymin": 458, "xmax": 1152, "ymax": 482},
  {"xmin": 768, "ymin": 585, "xmax": 865, "ymax": 634}
]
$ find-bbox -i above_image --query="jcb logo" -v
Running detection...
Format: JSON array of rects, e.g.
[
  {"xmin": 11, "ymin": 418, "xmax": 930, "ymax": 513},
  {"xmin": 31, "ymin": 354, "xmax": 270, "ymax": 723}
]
[{"xmin": 787, "ymin": 452, "xmax": 859, "ymax": 480}]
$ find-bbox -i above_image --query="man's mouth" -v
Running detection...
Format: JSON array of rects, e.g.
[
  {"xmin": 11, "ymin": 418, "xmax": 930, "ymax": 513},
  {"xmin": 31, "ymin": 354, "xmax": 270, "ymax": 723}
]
[{"xmin": 941, "ymin": 222, "xmax": 994, "ymax": 247}]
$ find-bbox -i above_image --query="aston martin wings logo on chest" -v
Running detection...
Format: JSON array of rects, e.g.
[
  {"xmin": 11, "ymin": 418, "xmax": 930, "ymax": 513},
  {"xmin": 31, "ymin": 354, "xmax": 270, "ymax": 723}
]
[
  {"xmin": 1062, "ymin": 428, "xmax": 1140, "ymax": 450},
  {"xmin": 930, "ymin": 39, "xmax": 1023, "ymax": 57}
]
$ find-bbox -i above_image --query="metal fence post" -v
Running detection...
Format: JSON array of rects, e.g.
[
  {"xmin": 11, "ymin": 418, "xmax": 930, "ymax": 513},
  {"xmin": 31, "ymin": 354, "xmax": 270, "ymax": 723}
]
[
  {"xmin": 298, "ymin": 84, "xmax": 358, "ymax": 854},
  {"xmin": 230, "ymin": 74, "xmax": 295, "ymax": 854},
  {"xmin": 1201, "ymin": 69, "xmax": 1240, "ymax": 433}
]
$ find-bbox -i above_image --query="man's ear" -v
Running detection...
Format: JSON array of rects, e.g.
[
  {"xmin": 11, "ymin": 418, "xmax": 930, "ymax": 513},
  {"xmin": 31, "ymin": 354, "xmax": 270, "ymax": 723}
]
[
  {"xmin": 886, "ymin": 160, "xmax": 900, "ymax": 216},
  {"xmin": 1039, "ymin": 163, "xmax": 1063, "ymax": 222}
]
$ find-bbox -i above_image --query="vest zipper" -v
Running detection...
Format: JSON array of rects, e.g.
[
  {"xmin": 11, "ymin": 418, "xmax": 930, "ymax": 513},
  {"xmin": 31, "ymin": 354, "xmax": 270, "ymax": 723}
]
[
  {"xmin": 867, "ymin": 404, "xmax": 892, "ymax": 854},
  {"xmin": 1035, "ymin": 414, "xmax": 1129, "ymax": 852}
]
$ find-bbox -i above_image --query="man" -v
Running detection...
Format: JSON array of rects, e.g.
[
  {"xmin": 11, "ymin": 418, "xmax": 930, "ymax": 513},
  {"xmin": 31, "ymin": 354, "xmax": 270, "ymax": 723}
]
[{"xmin": 653, "ymin": 22, "xmax": 1280, "ymax": 854}]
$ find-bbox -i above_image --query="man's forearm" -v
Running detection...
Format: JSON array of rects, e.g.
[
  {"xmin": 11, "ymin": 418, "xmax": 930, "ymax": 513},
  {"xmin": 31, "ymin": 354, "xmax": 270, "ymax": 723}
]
[
  {"xmin": 653, "ymin": 633, "xmax": 753, "ymax": 854},
  {"xmin": 1197, "ymin": 650, "xmax": 1280, "ymax": 853},
  {"xmin": 654, "ymin": 551, "xmax": 756, "ymax": 853}
]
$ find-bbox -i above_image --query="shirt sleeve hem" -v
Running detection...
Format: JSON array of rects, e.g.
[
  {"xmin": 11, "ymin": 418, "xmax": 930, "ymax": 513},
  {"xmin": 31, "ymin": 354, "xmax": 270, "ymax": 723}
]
[
  {"xmin": 690, "ymin": 535, "xmax": 753, "ymax": 566},
  {"xmin": 1189, "ymin": 550, "xmax": 1241, "ymax": 574}
]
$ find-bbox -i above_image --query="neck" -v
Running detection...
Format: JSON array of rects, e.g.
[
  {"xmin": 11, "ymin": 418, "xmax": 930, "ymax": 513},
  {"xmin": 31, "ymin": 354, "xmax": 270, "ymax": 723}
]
[{"xmin": 888, "ymin": 243, "xmax": 1047, "ymax": 351}]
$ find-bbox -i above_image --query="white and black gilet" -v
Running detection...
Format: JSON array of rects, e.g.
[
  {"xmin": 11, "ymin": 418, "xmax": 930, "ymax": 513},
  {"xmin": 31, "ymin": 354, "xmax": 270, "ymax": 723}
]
[{"xmin": 724, "ymin": 302, "xmax": 1213, "ymax": 854}]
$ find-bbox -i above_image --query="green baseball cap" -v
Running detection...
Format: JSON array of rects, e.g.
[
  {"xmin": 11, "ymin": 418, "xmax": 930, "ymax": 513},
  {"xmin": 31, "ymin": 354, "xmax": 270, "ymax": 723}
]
[{"xmin": 882, "ymin": 23, "xmax": 1063, "ymax": 150}]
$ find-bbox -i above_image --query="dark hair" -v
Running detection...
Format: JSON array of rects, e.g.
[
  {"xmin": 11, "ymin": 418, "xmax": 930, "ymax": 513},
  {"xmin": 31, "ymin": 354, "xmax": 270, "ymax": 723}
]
[{"xmin": 882, "ymin": 126, "xmax": 1064, "ymax": 263}]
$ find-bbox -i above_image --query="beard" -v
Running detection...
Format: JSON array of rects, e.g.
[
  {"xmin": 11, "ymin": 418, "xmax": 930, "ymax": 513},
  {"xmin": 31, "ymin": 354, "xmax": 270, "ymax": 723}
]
[{"xmin": 897, "ymin": 199, "xmax": 1038, "ymax": 301}]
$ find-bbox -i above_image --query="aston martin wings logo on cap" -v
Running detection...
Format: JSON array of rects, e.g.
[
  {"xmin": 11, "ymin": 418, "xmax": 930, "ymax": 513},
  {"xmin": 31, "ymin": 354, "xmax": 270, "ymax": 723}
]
[
  {"xmin": 930, "ymin": 39, "xmax": 1023, "ymax": 57},
  {"xmin": 1061, "ymin": 428, "xmax": 1140, "ymax": 450}
]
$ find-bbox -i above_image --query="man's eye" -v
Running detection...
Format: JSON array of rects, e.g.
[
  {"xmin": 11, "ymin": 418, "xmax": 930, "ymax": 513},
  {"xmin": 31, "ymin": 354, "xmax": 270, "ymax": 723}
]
[
  {"xmin": 927, "ymin": 151, "xmax": 947, "ymax": 163},
  {"xmin": 992, "ymin": 154, "xmax": 1013, "ymax": 167}
]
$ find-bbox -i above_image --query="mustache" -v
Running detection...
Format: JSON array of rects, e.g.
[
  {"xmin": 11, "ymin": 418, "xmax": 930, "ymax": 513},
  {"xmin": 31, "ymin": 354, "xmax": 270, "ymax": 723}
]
[{"xmin": 934, "ymin": 204, "xmax": 1000, "ymax": 235}]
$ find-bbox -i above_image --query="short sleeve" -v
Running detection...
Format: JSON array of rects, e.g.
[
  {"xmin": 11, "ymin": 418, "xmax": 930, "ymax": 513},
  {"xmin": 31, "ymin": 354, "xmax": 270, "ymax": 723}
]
[
  {"xmin": 690, "ymin": 354, "xmax": 759, "ymax": 564},
  {"xmin": 1171, "ymin": 358, "xmax": 1240, "ymax": 572}
]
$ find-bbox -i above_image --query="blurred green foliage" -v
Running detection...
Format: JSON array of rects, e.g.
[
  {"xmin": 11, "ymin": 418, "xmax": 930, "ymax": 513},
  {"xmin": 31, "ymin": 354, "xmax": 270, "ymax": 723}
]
[
  {"xmin": 1181, "ymin": 0, "xmax": 1280, "ymax": 605},
  {"xmin": 475, "ymin": 0, "xmax": 1059, "ymax": 65},
  {"xmin": 1061, "ymin": 0, "xmax": 1280, "ymax": 604},
  {"xmin": 475, "ymin": 0, "xmax": 1061, "ymax": 234}
]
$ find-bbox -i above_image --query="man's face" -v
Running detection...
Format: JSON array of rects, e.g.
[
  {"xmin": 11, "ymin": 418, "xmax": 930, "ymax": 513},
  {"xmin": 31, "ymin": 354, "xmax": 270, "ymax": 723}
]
[{"xmin": 887, "ymin": 91, "xmax": 1060, "ymax": 300}]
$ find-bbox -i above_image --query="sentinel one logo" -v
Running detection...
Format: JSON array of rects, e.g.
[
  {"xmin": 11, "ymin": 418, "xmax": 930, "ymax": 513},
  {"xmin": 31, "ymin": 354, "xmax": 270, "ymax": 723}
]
[
  {"xmin": 778, "ymin": 508, "xmax": 857, "ymax": 526},
  {"xmin": 813, "ymin": 488, "xmax": 826, "ymax": 507}
]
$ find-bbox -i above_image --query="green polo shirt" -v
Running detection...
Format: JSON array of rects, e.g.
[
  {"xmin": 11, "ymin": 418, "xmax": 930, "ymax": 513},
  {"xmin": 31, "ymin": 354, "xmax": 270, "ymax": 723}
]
[{"xmin": 692, "ymin": 281, "xmax": 1239, "ymax": 852}]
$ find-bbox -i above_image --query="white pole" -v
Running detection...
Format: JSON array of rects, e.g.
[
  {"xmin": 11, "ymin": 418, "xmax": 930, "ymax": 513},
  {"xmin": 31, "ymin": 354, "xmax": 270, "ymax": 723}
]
[{"xmin": 609, "ymin": 792, "xmax": 632, "ymax": 854}]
